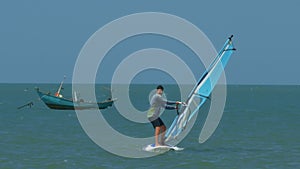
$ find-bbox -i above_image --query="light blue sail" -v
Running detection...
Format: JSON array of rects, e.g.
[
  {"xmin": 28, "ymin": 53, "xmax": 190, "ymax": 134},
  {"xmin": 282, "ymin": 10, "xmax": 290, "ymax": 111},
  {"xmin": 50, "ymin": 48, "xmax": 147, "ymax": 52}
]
[{"xmin": 165, "ymin": 36, "xmax": 235, "ymax": 142}]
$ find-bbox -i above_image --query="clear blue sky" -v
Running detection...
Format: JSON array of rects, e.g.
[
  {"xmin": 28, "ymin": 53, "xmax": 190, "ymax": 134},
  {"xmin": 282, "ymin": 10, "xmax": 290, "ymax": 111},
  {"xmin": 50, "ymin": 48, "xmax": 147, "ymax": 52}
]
[{"xmin": 0, "ymin": 0, "xmax": 299, "ymax": 84}]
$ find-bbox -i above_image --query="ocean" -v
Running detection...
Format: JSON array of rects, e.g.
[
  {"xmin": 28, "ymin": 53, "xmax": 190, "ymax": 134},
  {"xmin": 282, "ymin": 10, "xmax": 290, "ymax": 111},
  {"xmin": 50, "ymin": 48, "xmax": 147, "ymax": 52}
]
[{"xmin": 0, "ymin": 84, "xmax": 299, "ymax": 169}]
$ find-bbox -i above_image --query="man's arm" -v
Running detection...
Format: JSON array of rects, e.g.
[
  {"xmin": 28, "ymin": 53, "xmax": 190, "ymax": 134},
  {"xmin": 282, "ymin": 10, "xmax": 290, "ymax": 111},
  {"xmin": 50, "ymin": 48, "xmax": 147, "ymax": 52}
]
[
  {"xmin": 156, "ymin": 95, "xmax": 178, "ymax": 105},
  {"xmin": 166, "ymin": 100, "xmax": 177, "ymax": 105},
  {"xmin": 155, "ymin": 95, "xmax": 180, "ymax": 108},
  {"xmin": 165, "ymin": 105, "xmax": 177, "ymax": 110}
]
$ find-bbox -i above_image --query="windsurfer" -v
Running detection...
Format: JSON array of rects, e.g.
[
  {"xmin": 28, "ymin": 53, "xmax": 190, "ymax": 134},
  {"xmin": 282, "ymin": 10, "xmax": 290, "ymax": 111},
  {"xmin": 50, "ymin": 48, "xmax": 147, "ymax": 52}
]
[{"xmin": 147, "ymin": 85, "xmax": 182, "ymax": 146}]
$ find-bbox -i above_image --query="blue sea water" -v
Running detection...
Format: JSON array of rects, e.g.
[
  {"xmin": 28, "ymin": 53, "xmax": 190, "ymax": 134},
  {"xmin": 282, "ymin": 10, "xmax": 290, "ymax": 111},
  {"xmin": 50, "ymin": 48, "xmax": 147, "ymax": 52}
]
[{"xmin": 0, "ymin": 84, "xmax": 299, "ymax": 168}]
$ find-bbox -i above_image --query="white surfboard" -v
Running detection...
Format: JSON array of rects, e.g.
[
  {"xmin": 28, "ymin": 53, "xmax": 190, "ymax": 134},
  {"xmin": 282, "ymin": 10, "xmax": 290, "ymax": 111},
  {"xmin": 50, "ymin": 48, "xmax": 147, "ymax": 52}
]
[{"xmin": 143, "ymin": 144, "xmax": 184, "ymax": 153}]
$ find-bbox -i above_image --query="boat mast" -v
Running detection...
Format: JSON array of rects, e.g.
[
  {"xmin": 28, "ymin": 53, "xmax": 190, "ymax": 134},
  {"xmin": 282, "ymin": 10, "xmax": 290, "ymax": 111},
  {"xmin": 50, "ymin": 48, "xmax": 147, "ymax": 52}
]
[{"xmin": 55, "ymin": 75, "xmax": 66, "ymax": 97}]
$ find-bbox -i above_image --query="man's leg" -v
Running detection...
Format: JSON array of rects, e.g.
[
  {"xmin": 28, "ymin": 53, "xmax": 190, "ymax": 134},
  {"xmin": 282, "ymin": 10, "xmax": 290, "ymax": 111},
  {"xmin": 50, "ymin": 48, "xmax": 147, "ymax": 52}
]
[
  {"xmin": 155, "ymin": 126, "xmax": 161, "ymax": 146},
  {"xmin": 160, "ymin": 125, "xmax": 166, "ymax": 145}
]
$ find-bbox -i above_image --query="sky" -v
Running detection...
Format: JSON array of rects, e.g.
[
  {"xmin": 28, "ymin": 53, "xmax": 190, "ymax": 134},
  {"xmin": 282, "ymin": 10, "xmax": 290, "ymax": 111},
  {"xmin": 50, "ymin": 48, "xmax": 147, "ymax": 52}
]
[{"xmin": 0, "ymin": 0, "xmax": 299, "ymax": 85}]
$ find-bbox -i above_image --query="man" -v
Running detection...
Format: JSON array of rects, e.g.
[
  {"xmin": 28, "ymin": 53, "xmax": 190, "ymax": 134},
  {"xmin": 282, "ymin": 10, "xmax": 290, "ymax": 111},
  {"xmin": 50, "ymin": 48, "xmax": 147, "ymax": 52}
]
[{"xmin": 147, "ymin": 85, "xmax": 182, "ymax": 146}]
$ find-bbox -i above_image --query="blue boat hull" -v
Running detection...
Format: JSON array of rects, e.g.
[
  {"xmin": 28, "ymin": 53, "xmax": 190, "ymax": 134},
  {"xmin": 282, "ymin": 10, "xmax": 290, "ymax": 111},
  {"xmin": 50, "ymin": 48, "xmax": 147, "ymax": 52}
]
[{"xmin": 36, "ymin": 89, "xmax": 114, "ymax": 110}]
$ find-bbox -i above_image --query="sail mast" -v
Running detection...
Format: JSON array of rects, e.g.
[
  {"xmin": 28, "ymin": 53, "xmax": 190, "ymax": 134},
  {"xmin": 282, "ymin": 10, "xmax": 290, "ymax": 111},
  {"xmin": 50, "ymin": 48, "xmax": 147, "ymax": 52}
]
[{"xmin": 55, "ymin": 75, "xmax": 66, "ymax": 97}]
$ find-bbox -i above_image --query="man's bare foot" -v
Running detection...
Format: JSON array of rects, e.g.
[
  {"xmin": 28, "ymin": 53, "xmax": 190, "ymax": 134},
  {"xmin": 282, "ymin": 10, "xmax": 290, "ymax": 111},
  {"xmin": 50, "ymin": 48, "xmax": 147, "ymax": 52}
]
[{"xmin": 155, "ymin": 143, "xmax": 162, "ymax": 147}]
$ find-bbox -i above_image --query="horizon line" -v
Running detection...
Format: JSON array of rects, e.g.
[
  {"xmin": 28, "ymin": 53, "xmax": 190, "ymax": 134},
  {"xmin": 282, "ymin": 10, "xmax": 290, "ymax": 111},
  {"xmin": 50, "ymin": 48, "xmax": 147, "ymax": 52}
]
[{"xmin": 0, "ymin": 82, "xmax": 299, "ymax": 86}]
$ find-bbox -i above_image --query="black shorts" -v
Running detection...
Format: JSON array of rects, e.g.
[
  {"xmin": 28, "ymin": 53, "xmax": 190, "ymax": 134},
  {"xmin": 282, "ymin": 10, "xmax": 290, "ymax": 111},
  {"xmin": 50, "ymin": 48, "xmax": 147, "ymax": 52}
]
[{"xmin": 149, "ymin": 117, "xmax": 165, "ymax": 128}]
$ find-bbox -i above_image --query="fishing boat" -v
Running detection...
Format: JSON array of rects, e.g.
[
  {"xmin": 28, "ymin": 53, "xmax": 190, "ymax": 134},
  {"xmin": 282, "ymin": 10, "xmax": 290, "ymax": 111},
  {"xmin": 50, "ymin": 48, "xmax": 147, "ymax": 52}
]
[{"xmin": 36, "ymin": 76, "xmax": 114, "ymax": 110}]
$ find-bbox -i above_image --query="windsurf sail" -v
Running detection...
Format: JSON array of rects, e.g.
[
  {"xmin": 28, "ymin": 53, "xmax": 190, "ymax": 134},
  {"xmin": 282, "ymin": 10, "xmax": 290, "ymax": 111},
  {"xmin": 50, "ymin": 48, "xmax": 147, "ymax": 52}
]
[{"xmin": 165, "ymin": 35, "xmax": 236, "ymax": 142}]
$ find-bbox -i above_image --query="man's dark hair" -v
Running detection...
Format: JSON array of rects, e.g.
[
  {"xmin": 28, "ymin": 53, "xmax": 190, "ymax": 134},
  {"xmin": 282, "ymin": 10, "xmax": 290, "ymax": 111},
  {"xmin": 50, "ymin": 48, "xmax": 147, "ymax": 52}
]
[{"xmin": 156, "ymin": 85, "xmax": 164, "ymax": 91}]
